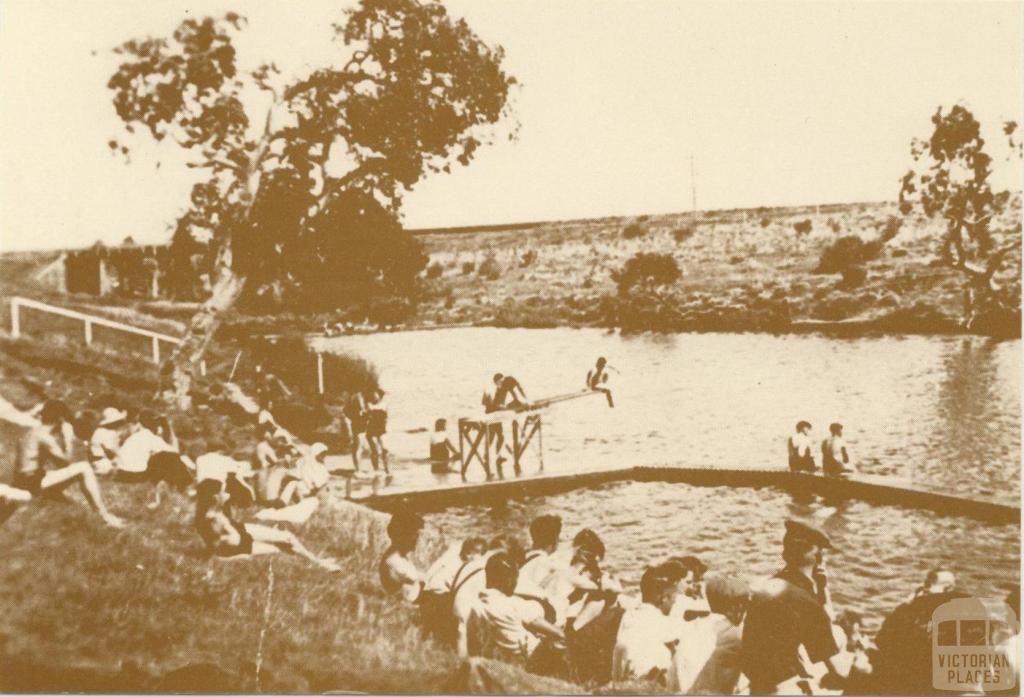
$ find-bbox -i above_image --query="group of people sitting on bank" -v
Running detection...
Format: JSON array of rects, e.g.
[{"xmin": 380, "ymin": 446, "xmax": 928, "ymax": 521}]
[
  {"xmin": 2, "ymin": 395, "xmax": 341, "ymax": 570},
  {"xmin": 788, "ymin": 421, "xmax": 854, "ymax": 476},
  {"xmin": 379, "ymin": 510, "xmax": 1020, "ymax": 694}
]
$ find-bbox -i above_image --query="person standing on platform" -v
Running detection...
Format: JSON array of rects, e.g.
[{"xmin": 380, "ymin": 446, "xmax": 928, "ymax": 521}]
[
  {"xmin": 343, "ymin": 391, "xmax": 368, "ymax": 475},
  {"xmin": 821, "ymin": 423, "xmax": 853, "ymax": 476},
  {"xmin": 787, "ymin": 421, "xmax": 816, "ymax": 473},
  {"xmin": 365, "ymin": 389, "xmax": 390, "ymax": 477},
  {"xmin": 481, "ymin": 375, "xmax": 506, "ymax": 476}
]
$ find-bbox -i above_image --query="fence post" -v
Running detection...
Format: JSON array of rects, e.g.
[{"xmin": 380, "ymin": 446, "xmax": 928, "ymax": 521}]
[
  {"xmin": 10, "ymin": 299, "xmax": 19, "ymax": 338},
  {"xmin": 152, "ymin": 336, "xmax": 160, "ymax": 364},
  {"xmin": 84, "ymin": 320, "xmax": 93, "ymax": 345},
  {"xmin": 316, "ymin": 352, "xmax": 325, "ymax": 395}
]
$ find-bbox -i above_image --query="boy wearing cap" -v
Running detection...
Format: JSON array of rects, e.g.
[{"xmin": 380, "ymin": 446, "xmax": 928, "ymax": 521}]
[{"xmin": 742, "ymin": 518, "xmax": 846, "ymax": 694}]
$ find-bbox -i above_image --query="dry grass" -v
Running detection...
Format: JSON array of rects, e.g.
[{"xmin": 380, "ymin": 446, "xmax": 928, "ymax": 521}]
[
  {"xmin": 415, "ymin": 199, "xmax": 1021, "ymax": 334},
  {"xmin": 0, "ymin": 481, "xmax": 465, "ymax": 693},
  {"xmin": 0, "ymin": 332, "xmax": 575, "ymax": 694}
]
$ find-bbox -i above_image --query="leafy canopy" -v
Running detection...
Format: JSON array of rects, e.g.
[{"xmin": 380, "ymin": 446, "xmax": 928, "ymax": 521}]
[{"xmin": 108, "ymin": 1, "xmax": 516, "ymax": 306}]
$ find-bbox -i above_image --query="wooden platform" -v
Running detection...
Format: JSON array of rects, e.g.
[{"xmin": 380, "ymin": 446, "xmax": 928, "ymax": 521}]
[{"xmin": 354, "ymin": 464, "xmax": 1020, "ymax": 525}]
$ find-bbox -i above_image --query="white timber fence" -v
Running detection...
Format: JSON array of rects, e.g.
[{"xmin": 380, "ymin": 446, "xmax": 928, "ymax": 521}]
[{"xmin": 9, "ymin": 296, "xmax": 205, "ymax": 375}]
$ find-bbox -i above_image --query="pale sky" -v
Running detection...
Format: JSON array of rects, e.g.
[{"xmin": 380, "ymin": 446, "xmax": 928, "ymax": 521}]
[{"xmin": 0, "ymin": 1, "xmax": 1021, "ymax": 252}]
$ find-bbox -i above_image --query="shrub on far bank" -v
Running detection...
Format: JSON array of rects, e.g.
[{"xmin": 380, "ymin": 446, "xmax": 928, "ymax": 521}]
[
  {"xmin": 816, "ymin": 235, "xmax": 883, "ymax": 275},
  {"xmin": 477, "ymin": 255, "xmax": 502, "ymax": 281},
  {"xmin": 612, "ymin": 253, "xmax": 681, "ymax": 295},
  {"xmin": 622, "ymin": 223, "xmax": 647, "ymax": 240},
  {"xmin": 672, "ymin": 225, "xmax": 696, "ymax": 243},
  {"xmin": 461, "ymin": 261, "xmax": 475, "ymax": 275},
  {"xmin": 794, "ymin": 219, "xmax": 813, "ymax": 235},
  {"xmin": 425, "ymin": 262, "xmax": 444, "ymax": 279}
]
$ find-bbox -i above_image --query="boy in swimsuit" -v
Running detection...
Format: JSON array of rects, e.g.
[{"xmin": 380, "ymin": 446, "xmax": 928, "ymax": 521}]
[
  {"xmin": 429, "ymin": 418, "xmax": 460, "ymax": 474},
  {"xmin": 787, "ymin": 421, "xmax": 816, "ymax": 473},
  {"xmin": 586, "ymin": 357, "xmax": 616, "ymax": 407},
  {"xmin": 821, "ymin": 423, "xmax": 853, "ymax": 476},
  {"xmin": 14, "ymin": 400, "xmax": 124, "ymax": 528}
]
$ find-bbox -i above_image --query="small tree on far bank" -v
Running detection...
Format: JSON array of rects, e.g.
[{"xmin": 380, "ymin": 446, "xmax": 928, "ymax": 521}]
[
  {"xmin": 898, "ymin": 105, "xmax": 1021, "ymax": 332},
  {"xmin": 613, "ymin": 253, "xmax": 681, "ymax": 296},
  {"xmin": 108, "ymin": 1, "xmax": 516, "ymax": 407}
]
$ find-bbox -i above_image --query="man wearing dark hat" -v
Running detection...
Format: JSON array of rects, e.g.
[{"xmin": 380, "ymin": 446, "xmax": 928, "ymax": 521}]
[{"xmin": 741, "ymin": 518, "xmax": 845, "ymax": 694}]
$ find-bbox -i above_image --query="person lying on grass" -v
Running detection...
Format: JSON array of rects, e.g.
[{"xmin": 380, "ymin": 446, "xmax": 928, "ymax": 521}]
[
  {"xmin": 9, "ymin": 399, "xmax": 124, "ymax": 528},
  {"xmin": 194, "ymin": 478, "xmax": 340, "ymax": 571}
]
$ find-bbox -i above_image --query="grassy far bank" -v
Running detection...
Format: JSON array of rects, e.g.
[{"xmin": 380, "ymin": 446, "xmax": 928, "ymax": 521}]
[
  {"xmin": 413, "ymin": 199, "xmax": 1021, "ymax": 337},
  {"xmin": 2, "ymin": 198, "xmax": 1020, "ymax": 340},
  {"xmin": 0, "ymin": 332, "xmax": 588, "ymax": 694}
]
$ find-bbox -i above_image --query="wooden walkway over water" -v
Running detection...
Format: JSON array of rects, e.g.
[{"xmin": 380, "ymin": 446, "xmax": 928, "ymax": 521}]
[{"xmin": 349, "ymin": 464, "xmax": 1019, "ymax": 525}]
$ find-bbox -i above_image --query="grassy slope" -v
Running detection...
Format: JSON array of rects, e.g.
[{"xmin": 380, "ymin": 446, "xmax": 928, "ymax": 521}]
[
  {"xmin": 0, "ymin": 481, "xmax": 463, "ymax": 693},
  {"xmin": 0, "ymin": 336, "xmax": 584, "ymax": 694},
  {"xmin": 414, "ymin": 199, "xmax": 1022, "ymax": 331}
]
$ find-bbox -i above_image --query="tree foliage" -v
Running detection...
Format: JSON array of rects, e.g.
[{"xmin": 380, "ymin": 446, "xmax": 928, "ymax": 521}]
[
  {"xmin": 613, "ymin": 253, "xmax": 681, "ymax": 296},
  {"xmin": 898, "ymin": 105, "xmax": 1021, "ymax": 332},
  {"xmin": 107, "ymin": 1, "xmax": 516, "ymax": 403}
]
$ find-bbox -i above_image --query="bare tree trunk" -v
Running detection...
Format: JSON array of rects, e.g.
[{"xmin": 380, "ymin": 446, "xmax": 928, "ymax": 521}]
[{"xmin": 168, "ymin": 245, "xmax": 246, "ymax": 409}]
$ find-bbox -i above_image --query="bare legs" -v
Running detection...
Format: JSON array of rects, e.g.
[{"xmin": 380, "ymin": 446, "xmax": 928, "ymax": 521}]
[
  {"xmin": 245, "ymin": 522, "xmax": 340, "ymax": 571},
  {"xmin": 367, "ymin": 435, "xmax": 390, "ymax": 476},
  {"xmin": 349, "ymin": 427, "xmax": 363, "ymax": 472},
  {"xmin": 41, "ymin": 462, "xmax": 124, "ymax": 528}
]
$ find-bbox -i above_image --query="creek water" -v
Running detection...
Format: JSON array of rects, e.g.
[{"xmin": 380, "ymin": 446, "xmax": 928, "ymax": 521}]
[{"xmin": 319, "ymin": 328, "xmax": 1020, "ymax": 630}]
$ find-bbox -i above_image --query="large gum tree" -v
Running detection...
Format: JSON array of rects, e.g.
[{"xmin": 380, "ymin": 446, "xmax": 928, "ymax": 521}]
[{"xmin": 108, "ymin": 1, "xmax": 516, "ymax": 407}]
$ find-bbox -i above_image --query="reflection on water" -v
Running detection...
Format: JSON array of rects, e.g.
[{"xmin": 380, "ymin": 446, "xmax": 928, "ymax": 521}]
[
  {"xmin": 320, "ymin": 328, "xmax": 1020, "ymax": 502},
  {"xmin": 425, "ymin": 480, "xmax": 1020, "ymax": 635}
]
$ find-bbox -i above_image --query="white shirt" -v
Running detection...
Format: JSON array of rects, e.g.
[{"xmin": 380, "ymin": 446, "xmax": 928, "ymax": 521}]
[
  {"xmin": 612, "ymin": 602, "xmax": 685, "ymax": 682},
  {"xmin": 89, "ymin": 427, "xmax": 121, "ymax": 461},
  {"xmin": 298, "ymin": 454, "xmax": 329, "ymax": 490},
  {"xmin": 423, "ymin": 543, "xmax": 463, "ymax": 594},
  {"xmin": 195, "ymin": 452, "xmax": 251, "ymax": 483},
  {"xmin": 452, "ymin": 555, "xmax": 490, "ymax": 657},
  {"xmin": 667, "ymin": 614, "xmax": 722, "ymax": 693},
  {"xmin": 467, "ymin": 588, "xmax": 545, "ymax": 659},
  {"xmin": 518, "ymin": 549, "xmax": 558, "ymax": 590},
  {"xmin": 382, "ymin": 552, "xmax": 422, "ymax": 603},
  {"xmin": 117, "ymin": 428, "xmax": 172, "ymax": 473}
]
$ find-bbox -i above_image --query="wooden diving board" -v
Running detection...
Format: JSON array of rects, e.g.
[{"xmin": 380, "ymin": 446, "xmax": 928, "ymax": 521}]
[{"xmin": 456, "ymin": 389, "xmax": 611, "ymax": 478}]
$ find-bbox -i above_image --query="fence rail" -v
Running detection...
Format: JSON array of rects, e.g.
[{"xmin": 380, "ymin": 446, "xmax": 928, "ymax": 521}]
[{"xmin": 9, "ymin": 296, "xmax": 204, "ymax": 374}]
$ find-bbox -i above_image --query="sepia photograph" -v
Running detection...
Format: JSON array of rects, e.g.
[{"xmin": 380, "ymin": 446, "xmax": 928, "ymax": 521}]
[{"xmin": 0, "ymin": 1, "xmax": 1021, "ymax": 694}]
